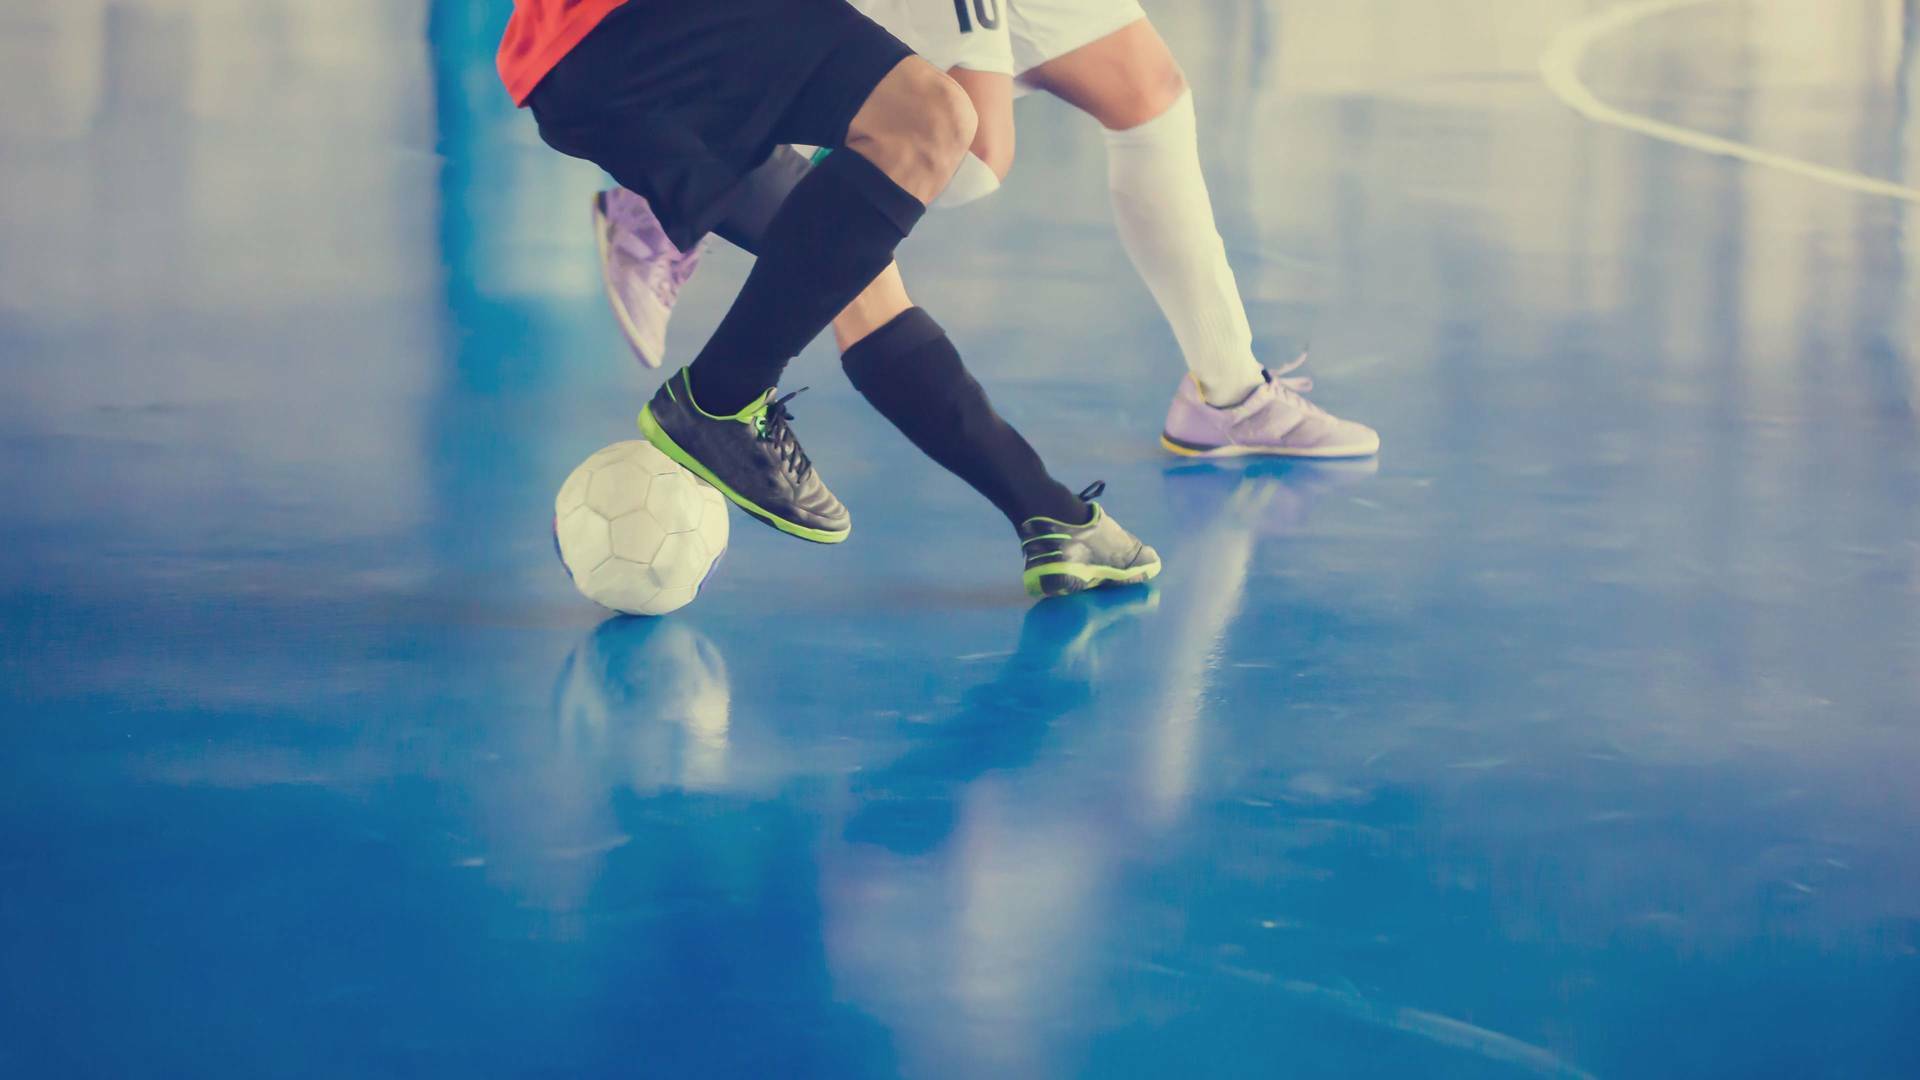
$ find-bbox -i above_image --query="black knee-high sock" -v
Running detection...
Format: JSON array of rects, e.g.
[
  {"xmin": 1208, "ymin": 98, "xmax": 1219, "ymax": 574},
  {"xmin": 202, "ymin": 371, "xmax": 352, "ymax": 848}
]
[
  {"xmin": 842, "ymin": 308, "xmax": 1088, "ymax": 527},
  {"xmin": 687, "ymin": 150, "xmax": 924, "ymax": 415}
]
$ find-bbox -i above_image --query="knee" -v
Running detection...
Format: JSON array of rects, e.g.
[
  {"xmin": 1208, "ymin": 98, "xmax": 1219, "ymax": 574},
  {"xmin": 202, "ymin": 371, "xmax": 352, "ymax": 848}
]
[
  {"xmin": 1152, "ymin": 63, "xmax": 1190, "ymax": 115},
  {"xmin": 1104, "ymin": 59, "xmax": 1188, "ymax": 131},
  {"xmin": 914, "ymin": 68, "xmax": 979, "ymax": 176},
  {"xmin": 850, "ymin": 60, "xmax": 978, "ymax": 200}
]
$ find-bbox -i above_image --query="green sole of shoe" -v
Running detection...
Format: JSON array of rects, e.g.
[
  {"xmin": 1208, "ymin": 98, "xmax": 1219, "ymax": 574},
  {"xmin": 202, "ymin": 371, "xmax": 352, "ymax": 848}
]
[
  {"xmin": 1023, "ymin": 557, "xmax": 1163, "ymax": 599},
  {"xmin": 639, "ymin": 404, "xmax": 850, "ymax": 545}
]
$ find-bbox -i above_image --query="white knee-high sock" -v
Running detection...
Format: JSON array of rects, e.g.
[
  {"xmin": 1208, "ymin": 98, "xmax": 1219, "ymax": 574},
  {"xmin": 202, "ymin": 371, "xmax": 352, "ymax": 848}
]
[{"xmin": 1104, "ymin": 89, "xmax": 1264, "ymax": 406}]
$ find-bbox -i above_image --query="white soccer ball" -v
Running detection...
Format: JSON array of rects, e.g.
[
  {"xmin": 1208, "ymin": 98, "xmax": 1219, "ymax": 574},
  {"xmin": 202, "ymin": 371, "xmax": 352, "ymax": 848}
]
[{"xmin": 554, "ymin": 440, "xmax": 730, "ymax": 616}]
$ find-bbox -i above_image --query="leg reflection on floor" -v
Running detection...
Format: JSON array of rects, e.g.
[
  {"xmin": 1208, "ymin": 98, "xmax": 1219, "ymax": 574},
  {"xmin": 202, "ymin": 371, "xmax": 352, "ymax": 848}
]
[{"xmin": 521, "ymin": 463, "xmax": 1378, "ymax": 1077}]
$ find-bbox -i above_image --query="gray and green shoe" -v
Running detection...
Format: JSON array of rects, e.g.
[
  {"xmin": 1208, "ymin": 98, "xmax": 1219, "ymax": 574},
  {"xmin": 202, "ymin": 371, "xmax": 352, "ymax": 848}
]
[
  {"xmin": 1018, "ymin": 483, "xmax": 1162, "ymax": 599},
  {"xmin": 639, "ymin": 367, "xmax": 851, "ymax": 544}
]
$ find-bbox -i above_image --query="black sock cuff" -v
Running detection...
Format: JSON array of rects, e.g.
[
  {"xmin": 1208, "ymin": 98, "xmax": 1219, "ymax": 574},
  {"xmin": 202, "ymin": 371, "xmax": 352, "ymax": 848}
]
[
  {"xmin": 842, "ymin": 307, "xmax": 947, "ymax": 377},
  {"xmin": 817, "ymin": 149, "xmax": 928, "ymax": 237}
]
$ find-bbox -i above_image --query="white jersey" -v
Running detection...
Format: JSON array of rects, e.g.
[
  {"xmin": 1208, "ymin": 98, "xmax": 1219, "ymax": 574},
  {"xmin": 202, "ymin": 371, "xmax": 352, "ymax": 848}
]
[{"xmin": 850, "ymin": 0, "xmax": 1147, "ymax": 79}]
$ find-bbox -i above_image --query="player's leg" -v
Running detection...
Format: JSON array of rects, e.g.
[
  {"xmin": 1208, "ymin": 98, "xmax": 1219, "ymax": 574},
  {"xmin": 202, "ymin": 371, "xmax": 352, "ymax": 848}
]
[
  {"xmin": 571, "ymin": 1, "xmax": 1158, "ymax": 583},
  {"xmin": 833, "ymin": 266, "xmax": 1083, "ymax": 527},
  {"xmin": 592, "ymin": 78, "xmax": 998, "ymax": 366},
  {"xmin": 600, "ymin": 150, "xmax": 1154, "ymax": 589},
  {"xmin": 1019, "ymin": 12, "xmax": 1378, "ymax": 457},
  {"xmin": 817, "ymin": 5, "xmax": 1153, "ymax": 590},
  {"xmin": 832, "ymin": 266, "xmax": 1159, "ymax": 597},
  {"xmin": 1020, "ymin": 16, "xmax": 1255, "ymax": 405},
  {"xmin": 669, "ymin": 52, "xmax": 974, "ymax": 416},
  {"xmin": 529, "ymin": 2, "xmax": 966, "ymax": 543},
  {"xmin": 591, "ymin": 0, "xmax": 1016, "ymax": 368},
  {"xmin": 593, "ymin": 154, "xmax": 1109, "ymax": 546},
  {"xmin": 942, "ymin": 68, "xmax": 1016, "ymax": 204},
  {"xmin": 631, "ymin": 39, "xmax": 979, "ymax": 543},
  {"xmin": 844, "ymin": 0, "xmax": 1017, "ymax": 205}
]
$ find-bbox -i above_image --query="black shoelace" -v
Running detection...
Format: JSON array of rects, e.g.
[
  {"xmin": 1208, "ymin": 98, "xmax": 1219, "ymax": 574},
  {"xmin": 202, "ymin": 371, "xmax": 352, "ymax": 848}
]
[
  {"xmin": 759, "ymin": 388, "xmax": 814, "ymax": 482},
  {"xmin": 1078, "ymin": 481, "xmax": 1106, "ymax": 502}
]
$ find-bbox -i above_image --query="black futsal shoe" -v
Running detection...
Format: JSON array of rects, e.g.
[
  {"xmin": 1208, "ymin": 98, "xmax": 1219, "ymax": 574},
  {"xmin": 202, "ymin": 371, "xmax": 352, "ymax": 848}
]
[
  {"xmin": 639, "ymin": 367, "xmax": 851, "ymax": 544},
  {"xmin": 1017, "ymin": 482, "xmax": 1162, "ymax": 598}
]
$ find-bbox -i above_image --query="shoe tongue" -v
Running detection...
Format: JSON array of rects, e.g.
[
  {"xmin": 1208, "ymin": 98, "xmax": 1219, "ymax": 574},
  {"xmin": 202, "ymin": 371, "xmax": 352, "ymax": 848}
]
[{"xmin": 750, "ymin": 388, "xmax": 788, "ymax": 439}]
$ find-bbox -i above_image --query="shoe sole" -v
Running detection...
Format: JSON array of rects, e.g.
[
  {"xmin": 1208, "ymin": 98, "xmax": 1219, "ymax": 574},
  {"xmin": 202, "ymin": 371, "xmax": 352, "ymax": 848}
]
[
  {"xmin": 639, "ymin": 403, "xmax": 851, "ymax": 545},
  {"xmin": 1160, "ymin": 432, "xmax": 1380, "ymax": 459},
  {"xmin": 593, "ymin": 193, "xmax": 666, "ymax": 370},
  {"xmin": 1024, "ymin": 554, "xmax": 1163, "ymax": 599}
]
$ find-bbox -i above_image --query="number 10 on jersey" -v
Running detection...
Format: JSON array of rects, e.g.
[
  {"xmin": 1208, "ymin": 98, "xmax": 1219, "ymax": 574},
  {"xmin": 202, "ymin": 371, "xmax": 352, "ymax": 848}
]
[{"xmin": 953, "ymin": 0, "xmax": 1001, "ymax": 32}]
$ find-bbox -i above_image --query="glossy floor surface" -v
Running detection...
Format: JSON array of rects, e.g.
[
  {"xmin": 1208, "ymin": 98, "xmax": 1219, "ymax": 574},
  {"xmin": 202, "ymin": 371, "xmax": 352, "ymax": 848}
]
[{"xmin": 5, "ymin": 1, "xmax": 1920, "ymax": 1076}]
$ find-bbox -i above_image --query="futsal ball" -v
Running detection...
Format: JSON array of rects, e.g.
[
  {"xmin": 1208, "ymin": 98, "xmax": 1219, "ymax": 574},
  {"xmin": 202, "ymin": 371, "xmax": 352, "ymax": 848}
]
[{"xmin": 554, "ymin": 440, "xmax": 729, "ymax": 616}]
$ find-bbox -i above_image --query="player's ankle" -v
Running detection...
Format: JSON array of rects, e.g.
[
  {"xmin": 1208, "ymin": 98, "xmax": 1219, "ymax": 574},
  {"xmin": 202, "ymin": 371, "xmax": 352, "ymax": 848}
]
[{"xmin": 1197, "ymin": 372, "xmax": 1265, "ymax": 409}]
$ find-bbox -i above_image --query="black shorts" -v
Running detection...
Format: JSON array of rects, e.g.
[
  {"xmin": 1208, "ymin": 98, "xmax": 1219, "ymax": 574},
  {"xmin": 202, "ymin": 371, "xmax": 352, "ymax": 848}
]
[{"xmin": 527, "ymin": 0, "xmax": 914, "ymax": 253}]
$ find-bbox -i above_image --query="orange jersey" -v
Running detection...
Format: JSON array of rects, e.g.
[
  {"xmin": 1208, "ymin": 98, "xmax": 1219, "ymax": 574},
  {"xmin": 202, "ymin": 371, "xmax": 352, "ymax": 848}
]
[{"xmin": 497, "ymin": 0, "xmax": 630, "ymax": 106}]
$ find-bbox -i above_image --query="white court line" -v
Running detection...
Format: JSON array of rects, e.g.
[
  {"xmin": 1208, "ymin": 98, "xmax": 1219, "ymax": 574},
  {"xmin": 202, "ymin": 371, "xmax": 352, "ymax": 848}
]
[{"xmin": 1539, "ymin": 0, "xmax": 1920, "ymax": 204}]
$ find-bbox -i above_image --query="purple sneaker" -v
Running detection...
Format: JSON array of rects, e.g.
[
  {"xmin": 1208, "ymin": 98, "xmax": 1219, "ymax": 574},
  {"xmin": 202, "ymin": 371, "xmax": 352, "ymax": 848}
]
[
  {"xmin": 1159, "ymin": 355, "xmax": 1380, "ymax": 459},
  {"xmin": 592, "ymin": 188, "xmax": 705, "ymax": 369}
]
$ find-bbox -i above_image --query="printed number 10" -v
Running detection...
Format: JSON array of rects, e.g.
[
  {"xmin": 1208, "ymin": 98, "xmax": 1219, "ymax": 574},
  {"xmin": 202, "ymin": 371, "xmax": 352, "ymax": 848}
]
[{"xmin": 953, "ymin": 0, "xmax": 1001, "ymax": 32}]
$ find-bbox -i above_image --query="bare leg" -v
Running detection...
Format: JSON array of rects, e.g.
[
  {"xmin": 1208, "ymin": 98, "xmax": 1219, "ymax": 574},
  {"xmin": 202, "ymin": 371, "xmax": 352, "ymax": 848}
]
[
  {"xmin": 832, "ymin": 263, "xmax": 914, "ymax": 352},
  {"xmin": 1020, "ymin": 19, "xmax": 1188, "ymax": 131},
  {"xmin": 844, "ymin": 56, "xmax": 980, "ymax": 203}
]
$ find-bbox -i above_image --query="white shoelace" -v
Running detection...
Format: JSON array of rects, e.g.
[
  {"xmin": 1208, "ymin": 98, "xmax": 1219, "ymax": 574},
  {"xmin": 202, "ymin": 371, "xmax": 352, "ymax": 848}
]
[{"xmin": 1266, "ymin": 354, "xmax": 1328, "ymax": 416}]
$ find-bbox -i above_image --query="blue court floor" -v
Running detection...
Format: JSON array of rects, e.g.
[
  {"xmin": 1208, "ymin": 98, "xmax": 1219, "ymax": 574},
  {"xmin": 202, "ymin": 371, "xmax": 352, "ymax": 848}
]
[{"xmin": 4, "ymin": 2, "xmax": 1919, "ymax": 1076}]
